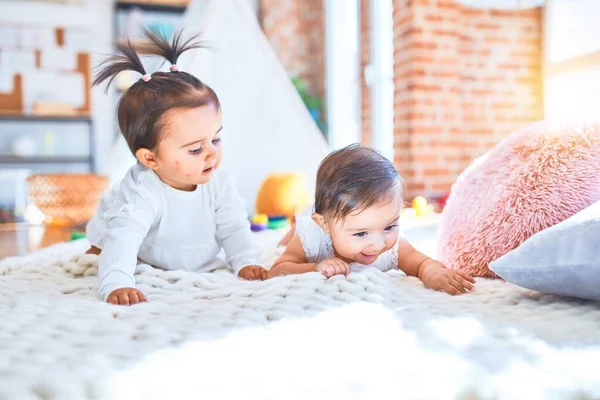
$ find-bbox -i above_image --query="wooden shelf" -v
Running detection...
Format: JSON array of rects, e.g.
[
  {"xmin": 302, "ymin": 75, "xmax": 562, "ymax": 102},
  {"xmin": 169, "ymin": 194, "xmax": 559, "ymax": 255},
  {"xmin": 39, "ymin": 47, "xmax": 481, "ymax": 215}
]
[
  {"xmin": 0, "ymin": 155, "xmax": 92, "ymax": 164},
  {"xmin": 115, "ymin": 1, "xmax": 189, "ymax": 13}
]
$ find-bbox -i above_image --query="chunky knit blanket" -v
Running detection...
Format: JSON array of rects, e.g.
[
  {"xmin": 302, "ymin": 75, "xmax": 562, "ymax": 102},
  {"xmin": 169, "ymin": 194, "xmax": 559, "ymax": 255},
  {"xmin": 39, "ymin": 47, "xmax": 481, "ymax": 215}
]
[{"xmin": 1, "ymin": 227, "xmax": 599, "ymax": 400}]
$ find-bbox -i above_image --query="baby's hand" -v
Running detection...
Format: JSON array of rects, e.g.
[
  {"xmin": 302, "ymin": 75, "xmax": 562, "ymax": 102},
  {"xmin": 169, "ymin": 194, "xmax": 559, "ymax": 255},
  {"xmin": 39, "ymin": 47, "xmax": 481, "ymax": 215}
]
[
  {"xmin": 239, "ymin": 265, "xmax": 268, "ymax": 280},
  {"xmin": 315, "ymin": 258, "xmax": 350, "ymax": 278},
  {"xmin": 420, "ymin": 260, "xmax": 475, "ymax": 295},
  {"xmin": 107, "ymin": 288, "xmax": 147, "ymax": 305}
]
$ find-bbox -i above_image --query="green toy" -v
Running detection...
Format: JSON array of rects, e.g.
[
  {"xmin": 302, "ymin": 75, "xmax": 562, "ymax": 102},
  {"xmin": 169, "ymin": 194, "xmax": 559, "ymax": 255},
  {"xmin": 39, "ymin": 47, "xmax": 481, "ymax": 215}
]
[
  {"xmin": 268, "ymin": 218, "xmax": 290, "ymax": 230},
  {"xmin": 70, "ymin": 231, "xmax": 86, "ymax": 241}
]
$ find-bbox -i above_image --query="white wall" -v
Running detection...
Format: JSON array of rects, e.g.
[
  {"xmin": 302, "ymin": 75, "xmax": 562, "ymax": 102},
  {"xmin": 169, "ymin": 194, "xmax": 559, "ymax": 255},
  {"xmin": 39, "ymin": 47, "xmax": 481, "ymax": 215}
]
[
  {"xmin": 368, "ymin": 0, "xmax": 394, "ymax": 161},
  {"xmin": 544, "ymin": 0, "xmax": 600, "ymax": 64},
  {"xmin": 0, "ymin": 0, "xmax": 115, "ymax": 173},
  {"xmin": 325, "ymin": 0, "xmax": 361, "ymax": 149},
  {"xmin": 0, "ymin": 0, "xmax": 261, "ymax": 175},
  {"xmin": 544, "ymin": 0, "xmax": 600, "ymax": 121}
]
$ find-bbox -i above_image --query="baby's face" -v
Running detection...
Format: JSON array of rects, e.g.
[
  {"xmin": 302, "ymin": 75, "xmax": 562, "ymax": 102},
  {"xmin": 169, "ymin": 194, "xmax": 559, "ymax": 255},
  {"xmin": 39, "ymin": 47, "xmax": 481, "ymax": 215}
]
[
  {"xmin": 153, "ymin": 105, "xmax": 223, "ymax": 190},
  {"xmin": 327, "ymin": 188, "xmax": 402, "ymax": 265}
]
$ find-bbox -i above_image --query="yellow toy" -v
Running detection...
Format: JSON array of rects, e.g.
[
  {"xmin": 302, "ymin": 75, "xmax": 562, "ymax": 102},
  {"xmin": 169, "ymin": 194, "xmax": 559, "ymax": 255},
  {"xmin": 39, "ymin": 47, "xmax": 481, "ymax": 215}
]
[
  {"xmin": 255, "ymin": 173, "xmax": 312, "ymax": 218},
  {"xmin": 410, "ymin": 196, "xmax": 435, "ymax": 216},
  {"xmin": 250, "ymin": 213, "xmax": 269, "ymax": 232},
  {"xmin": 251, "ymin": 214, "xmax": 269, "ymax": 225}
]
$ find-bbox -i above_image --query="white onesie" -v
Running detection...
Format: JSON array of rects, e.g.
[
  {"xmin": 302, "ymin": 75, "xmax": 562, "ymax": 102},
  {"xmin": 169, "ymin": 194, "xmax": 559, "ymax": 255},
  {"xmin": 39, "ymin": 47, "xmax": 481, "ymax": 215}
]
[
  {"xmin": 294, "ymin": 215, "xmax": 399, "ymax": 272},
  {"xmin": 86, "ymin": 162, "xmax": 259, "ymax": 300}
]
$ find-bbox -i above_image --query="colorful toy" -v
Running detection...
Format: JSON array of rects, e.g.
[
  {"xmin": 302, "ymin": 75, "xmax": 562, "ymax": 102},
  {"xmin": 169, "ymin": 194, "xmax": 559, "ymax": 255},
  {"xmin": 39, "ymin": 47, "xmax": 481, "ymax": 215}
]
[
  {"xmin": 439, "ymin": 191, "xmax": 450, "ymax": 211},
  {"xmin": 401, "ymin": 196, "xmax": 435, "ymax": 218},
  {"xmin": 250, "ymin": 214, "xmax": 291, "ymax": 231},
  {"xmin": 70, "ymin": 231, "xmax": 87, "ymax": 241},
  {"xmin": 255, "ymin": 173, "xmax": 312, "ymax": 219},
  {"xmin": 250, "ymin": 214, "xmax": 269, "ymax": 232},
  {"xmin": 267, "ymin": 216, "xmax": 290, "ymax": 230},
  {"xmin": 410, "ymin": 196, "xmax": 435, "ymax": 216}
]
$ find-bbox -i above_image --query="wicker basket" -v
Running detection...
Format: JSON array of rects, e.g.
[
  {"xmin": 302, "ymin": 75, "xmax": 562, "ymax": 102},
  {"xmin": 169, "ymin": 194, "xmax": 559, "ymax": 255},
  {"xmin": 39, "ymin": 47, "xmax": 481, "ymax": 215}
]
[{"xmin": 27, "ymin": 174, "xmax": 109, "ymax": 227}]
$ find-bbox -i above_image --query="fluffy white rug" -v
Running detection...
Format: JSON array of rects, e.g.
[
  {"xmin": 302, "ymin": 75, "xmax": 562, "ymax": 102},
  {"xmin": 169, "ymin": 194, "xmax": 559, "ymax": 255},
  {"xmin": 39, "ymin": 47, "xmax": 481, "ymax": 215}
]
[{"xmin": 1, "ymin": 227, "xmax": 600, "ymax": 400}]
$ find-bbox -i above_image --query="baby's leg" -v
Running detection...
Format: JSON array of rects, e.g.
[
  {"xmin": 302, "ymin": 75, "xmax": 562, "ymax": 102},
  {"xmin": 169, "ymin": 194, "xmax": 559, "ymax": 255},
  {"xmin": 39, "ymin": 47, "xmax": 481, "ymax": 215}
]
[{"xmin": 85, "ymin": 246, "xmax": 102, "ymax": 255}]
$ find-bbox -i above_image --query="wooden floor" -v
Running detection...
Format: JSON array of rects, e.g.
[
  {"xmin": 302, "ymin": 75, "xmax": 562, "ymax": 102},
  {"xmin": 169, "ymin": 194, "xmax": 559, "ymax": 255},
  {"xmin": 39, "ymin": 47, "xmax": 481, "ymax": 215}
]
[{"xmin": 0, "ymin": 223, "xmax": 75, "ymax": 258}]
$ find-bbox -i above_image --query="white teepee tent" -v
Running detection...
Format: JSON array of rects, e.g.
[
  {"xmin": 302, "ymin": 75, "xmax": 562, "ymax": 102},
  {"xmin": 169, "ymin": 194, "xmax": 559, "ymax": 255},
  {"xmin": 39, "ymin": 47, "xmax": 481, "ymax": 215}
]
[{"xmin": 105, "ymin": 0, "xmax": 329, "ymax": 214}]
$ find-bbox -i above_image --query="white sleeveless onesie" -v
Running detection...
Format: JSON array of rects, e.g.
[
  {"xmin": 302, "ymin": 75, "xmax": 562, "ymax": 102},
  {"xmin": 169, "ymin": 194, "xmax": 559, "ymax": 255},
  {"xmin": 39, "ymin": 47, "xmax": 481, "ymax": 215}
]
[{"xmin": 294, "ymin": 215, "xmax": 399, "ymax": 272}]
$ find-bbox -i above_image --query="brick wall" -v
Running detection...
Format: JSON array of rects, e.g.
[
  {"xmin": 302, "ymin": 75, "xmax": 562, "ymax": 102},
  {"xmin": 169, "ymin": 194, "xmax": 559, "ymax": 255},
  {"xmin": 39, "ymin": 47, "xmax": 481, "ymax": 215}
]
[
  {"xmin": 261, "ymin": 0, "xmax": 542, "ymax": 196},
  {"xmin": 260, "ymin": 0, "xmax": 326, "ymax": 100},
  {"xmin": 393, "ymin": 0, "xmax": 542, "ymax": 195},
  {"xmin": 360, "ymin": 0, "xmax": 372, "ymax": 146},
  {"xmin": 261, "ymin": 0, "xmax": 372, "ymax": 143}
]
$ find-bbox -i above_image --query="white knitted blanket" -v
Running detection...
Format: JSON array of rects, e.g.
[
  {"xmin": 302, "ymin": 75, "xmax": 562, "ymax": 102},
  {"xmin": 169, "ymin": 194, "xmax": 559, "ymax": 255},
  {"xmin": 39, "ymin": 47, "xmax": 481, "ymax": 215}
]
[{"xmin": 1, "ymin": 228, "xmax": 600, "ymax": 400}]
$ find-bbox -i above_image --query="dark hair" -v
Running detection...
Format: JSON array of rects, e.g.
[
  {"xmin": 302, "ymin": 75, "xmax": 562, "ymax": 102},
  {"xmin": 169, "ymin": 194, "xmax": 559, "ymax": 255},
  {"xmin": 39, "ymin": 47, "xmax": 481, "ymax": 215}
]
[
  {"xmin": 93, "ymin": 29, "xmax": 220, "ymax": 154},
  {"xmin": 314, "ymin": 143, "xmax": 402, "ymax": 221}
]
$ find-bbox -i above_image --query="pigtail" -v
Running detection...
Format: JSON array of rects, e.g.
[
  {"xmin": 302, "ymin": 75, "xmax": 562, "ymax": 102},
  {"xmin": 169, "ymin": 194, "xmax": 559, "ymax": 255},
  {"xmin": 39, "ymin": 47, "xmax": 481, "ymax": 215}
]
[
  {"xmin": 138, "ymin": 28, "xmax": 207, "ymax": 67},
  {"xmin": 93, "ymin": 40, "xmax": 147, "ymax": 93}
]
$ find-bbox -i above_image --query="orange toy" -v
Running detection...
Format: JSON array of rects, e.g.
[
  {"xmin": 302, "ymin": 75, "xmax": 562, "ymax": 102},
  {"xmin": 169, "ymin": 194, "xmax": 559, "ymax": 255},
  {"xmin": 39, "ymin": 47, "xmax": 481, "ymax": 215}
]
[{"xmin": 255, "ymin": 173, "xmax": 312, "ymax": 219}]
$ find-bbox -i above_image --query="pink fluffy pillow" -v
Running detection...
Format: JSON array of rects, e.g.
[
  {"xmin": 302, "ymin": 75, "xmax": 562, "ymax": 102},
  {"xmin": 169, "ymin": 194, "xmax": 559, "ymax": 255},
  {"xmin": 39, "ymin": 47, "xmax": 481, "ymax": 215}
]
[{"xmin": 438, "ymin": 121, "xmax": 600, "ymax": 277}]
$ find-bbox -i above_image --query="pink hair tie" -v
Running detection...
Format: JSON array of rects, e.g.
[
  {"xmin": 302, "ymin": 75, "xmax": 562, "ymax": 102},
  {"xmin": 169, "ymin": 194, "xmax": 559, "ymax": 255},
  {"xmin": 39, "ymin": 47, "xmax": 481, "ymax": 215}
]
[
  {"xmin": 141, "ymin": 73, "xmax": 151, "ymax": 82},
  {"xmin": 170, "ymin": 64, "xmax": 179, "ymax": 72}
]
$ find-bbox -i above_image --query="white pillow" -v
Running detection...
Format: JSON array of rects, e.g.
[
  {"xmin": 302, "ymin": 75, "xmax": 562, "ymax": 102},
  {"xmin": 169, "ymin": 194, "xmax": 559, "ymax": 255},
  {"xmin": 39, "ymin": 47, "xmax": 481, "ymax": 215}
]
[{"xmin": 489, "ymin": 200, "xmax": 600, "ymax": 301}]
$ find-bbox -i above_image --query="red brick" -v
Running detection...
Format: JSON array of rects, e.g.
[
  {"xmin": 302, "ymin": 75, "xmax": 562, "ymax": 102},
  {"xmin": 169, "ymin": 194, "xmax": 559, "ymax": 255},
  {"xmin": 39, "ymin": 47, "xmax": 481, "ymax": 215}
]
[
  {"xmin": 412, "ymin": 55, "xmax": 435, "ymax": 64},
  {"xmin": 499, "ymin": 62, "xmax": 522, "ymax": 70},
  {"xmin": 407, "ymin": 83, "xmax": 443, "ymax": 92},
  {"xmin": 431, "ymin": 71, "xmax": 457, "ymax": 78},
  {"xmin": 410, "ymin": 182, "xmax": 426, "ymax": 192},
  {"xmin": 486, "ymin": 37, "xmax": 511, "ymax": 45},
  {"xmin": 436, "ymin": 0, "xmax": 459, "ymax": 10},
  {"xmin": 461, "ymin": 8, "xmax": 485, "ymax": 17},
  {"xmin": 408, "ymin": 111, "xmax": 428, "ymax": 120},
  {"xmin": 476, "ymin": 22, "xmax": 501, "ymax": 30},
  {"xmin": 424, "ymin": 14, "xmax": 443, "ymax": 23},
  {"xmin": 431, "ymin": 182, "xmax": 452, "ymax": 192},
  {"xmin": 360, "ymin": 0, "xmax": 371, "ymax": 145},
  {"xmin": 412, "ymin": 41, "xmax": 438, "ymax": 50},
  {"xmin": 423, "ymin": 168, "xmax": 452, "ymax": 178},
  {"xmin": 431, "ymin": 29, "xmax": 458, "ymax": 37},
  {"xmin": 471, "ymin": 88, "xmax": 495, "ymax": 96},
  {"xmin": 470, "ymin": 129, "xmax": 495, "ymax": 135},
  {"xmin": 489, "ymin": 9, "xmax": 520, "ymax": 18},
  {"xmin": 492, "ymin": 102, "xmax": 517, "ymax": 110},
  {"xmin": 413, "ymin": 153, "xmax": 439, "ymax": 164}
]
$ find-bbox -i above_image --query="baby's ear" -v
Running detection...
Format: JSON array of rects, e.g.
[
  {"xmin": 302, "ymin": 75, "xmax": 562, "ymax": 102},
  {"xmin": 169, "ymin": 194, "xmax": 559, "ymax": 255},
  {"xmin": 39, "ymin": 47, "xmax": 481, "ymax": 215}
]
[
  {"xmin": 311, "ymin": 213, "xmax": 328, "ymax": 232},
  {"xmin": 135, "ymin": 148, "xmax": 158, "ymax": 170}
]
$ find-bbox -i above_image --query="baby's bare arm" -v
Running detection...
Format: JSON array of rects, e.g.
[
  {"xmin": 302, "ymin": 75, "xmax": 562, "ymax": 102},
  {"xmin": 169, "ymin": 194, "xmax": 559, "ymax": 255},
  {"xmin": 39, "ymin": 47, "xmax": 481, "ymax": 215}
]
[
  {"xmin": 396, "ymin": 238, "xmax": 430, "ymax": 278},
  {"xmin": 268, "ymin": 234, "xmax": 316, "ymax": 278},
  {"xmin": 396, "ymin": 238, "xmax": 475, "ymax": 295}
]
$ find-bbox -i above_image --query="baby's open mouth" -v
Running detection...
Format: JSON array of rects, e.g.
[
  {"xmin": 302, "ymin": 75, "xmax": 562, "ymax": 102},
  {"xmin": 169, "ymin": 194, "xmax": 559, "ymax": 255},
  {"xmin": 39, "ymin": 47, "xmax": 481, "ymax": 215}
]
[{"xmin": 202, "ymin": 163, "xmax": 216, "ymax": 174}]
